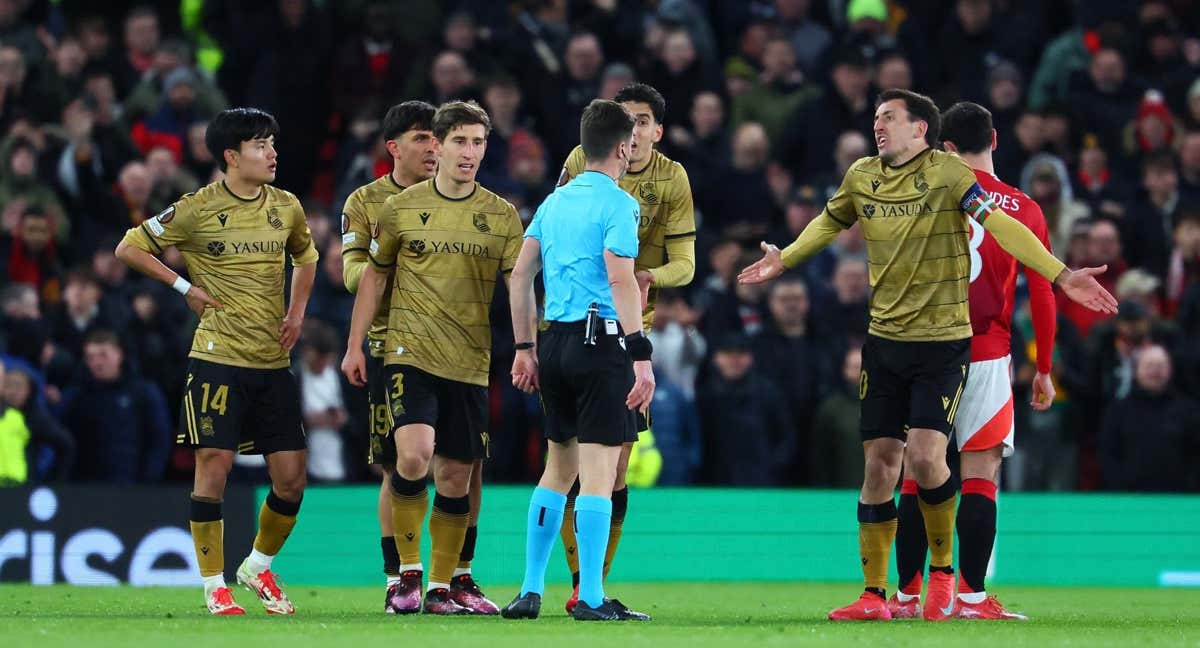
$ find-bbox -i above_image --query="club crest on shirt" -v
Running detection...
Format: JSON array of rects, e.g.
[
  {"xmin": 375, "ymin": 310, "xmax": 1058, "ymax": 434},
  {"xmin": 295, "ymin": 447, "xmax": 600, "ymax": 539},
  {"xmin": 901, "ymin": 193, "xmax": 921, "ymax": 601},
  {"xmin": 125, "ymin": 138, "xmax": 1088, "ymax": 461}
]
[
  {"xmin": 638, "ymin": 181, "xmax": 659, "ymax": 204},
  {"xmin": 473, "ymin": 213, "xmax": 490, "ymax": 233},
  {"xmin": 340, "ymin": 213, "xmax": 350, "ymax": 234},
  {"xmin": 266, "ymin": 207, "xmax": 283, "ymax": 229},
  {"xmin": 914, "ymin": 171, "xmax": 929, "ymax": 193},
  {"xmin": 155, "ymin": 205, "xmax": 176, "ymax": 223}
]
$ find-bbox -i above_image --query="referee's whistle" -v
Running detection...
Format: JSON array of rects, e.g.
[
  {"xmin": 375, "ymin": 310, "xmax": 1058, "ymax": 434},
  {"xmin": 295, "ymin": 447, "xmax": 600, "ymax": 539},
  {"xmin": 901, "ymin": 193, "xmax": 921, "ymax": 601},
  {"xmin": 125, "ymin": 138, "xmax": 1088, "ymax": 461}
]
[{"xmin": 584, "ymin": 302, "xmax": 599, "ymax": 346}]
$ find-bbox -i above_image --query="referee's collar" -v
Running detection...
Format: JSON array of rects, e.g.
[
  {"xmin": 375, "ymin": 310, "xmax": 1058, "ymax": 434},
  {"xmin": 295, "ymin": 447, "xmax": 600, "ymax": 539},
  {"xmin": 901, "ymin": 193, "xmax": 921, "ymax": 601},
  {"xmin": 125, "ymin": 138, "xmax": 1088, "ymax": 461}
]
[{"xmin": 580, "ymin": 169, "xmax": 617, "ymax": 185}]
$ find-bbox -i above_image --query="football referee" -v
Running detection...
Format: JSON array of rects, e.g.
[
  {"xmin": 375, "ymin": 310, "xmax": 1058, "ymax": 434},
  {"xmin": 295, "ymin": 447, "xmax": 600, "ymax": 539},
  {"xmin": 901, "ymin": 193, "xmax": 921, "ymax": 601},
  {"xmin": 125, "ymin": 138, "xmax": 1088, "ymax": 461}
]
[{"xmin": 501, "ymin": 99, "xmax": 655, "ymax": 622}]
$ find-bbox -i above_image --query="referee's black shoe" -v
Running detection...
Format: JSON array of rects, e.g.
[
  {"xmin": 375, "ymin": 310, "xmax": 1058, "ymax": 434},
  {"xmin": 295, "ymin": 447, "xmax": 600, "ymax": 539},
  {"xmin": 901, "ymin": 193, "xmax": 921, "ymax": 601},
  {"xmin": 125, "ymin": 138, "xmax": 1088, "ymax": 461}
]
[
  {"xmin": 500, "ymin": 592, "xmax": 541, "ymax": 619},
  {"xmin": 572, "ymin": 598, "xmax": 626, "ymax": 621},
  {"xmin": 609, "ymin": 598, "xmax": 651, "ymax": 621}
]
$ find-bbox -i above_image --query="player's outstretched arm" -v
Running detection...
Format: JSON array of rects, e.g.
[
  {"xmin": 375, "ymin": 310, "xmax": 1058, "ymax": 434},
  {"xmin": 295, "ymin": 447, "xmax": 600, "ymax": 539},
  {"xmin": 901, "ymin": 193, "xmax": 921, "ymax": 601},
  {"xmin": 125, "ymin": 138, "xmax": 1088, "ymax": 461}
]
[
  {"xmin": 341, "ymin": 264, "xmax": 385, "ymax": 387},
  {"xmin": 981, "ymin": 209, "xmax": 1117, "ymax": 313},
  {"xmin": 738, "ymin": 212, "xmax": 844, "ymax": 285},
  {"xmin": 509, "ymin": 237, "xmax": 542, "ymax": 394},
  {"xmin": 606, "ymin": 250, "xmax": 655, "ymax": 414},
  {"xmin": 280, "ymin": 262, "xmax": 316, "ymax": 352},
  {"xmin": 114, "ymin": 239, "xmax": 222, "ymax": 316}
]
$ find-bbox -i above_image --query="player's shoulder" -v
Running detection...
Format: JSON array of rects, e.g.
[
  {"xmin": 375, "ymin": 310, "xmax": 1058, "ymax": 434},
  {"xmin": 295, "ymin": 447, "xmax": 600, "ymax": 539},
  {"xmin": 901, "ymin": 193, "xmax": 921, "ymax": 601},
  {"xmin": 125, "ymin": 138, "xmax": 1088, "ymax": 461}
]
[
  {"xmin": 175, "ymin": 181, "xmax": 226, "ymax": 212},
  {"xmin": 472, "ymin": 183, "xmax": 520, "ymax": 217},
  {"xmin": 928, "ymin": 149, "xmax": 975, "ymax": 177},
  {"xmin": 385, "ymin": 178, "xmax": 433, "ymax": 206},
  {"xmin": 355, "ymin": 173, "xmax": 407, "ymax": 204},
  {"xmin": 262, "ymin": 184, "xmax": 301, "ymax": 208}
]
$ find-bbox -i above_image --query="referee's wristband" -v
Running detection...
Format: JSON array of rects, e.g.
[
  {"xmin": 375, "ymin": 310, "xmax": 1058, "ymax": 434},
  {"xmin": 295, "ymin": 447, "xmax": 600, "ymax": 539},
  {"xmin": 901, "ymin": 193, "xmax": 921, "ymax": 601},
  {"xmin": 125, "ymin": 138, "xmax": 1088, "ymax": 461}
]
[
  {"xmin": 624, "ymin": 331, "xmax": 652, "ymax": 361},
  {"xmin": 514, "ymin": 342, "xmax": 534, "ymax": 351},
  {"xmin": 172, "ymin": 275, "xmax": 192, "ymax": 296}
]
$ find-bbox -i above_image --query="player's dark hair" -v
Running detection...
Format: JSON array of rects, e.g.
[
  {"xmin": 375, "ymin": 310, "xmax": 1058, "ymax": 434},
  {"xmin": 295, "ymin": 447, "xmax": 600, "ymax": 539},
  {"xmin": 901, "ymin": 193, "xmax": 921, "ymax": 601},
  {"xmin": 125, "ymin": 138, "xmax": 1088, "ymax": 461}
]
[
  {"xmin": 580, "ymin": 99, "xmax": 635, "ymax": 163},
  {"xmin": 940, "ymin": 101, "xmax": 993, "ymax": 155},
  {"xmin": 432, "ymin": 100, "xmax": 491, "ymax": 141},
  {"xmin": 614, "ymin": 83, "xmax": 666, "ymax": 125},
  {"xmin": 84, "ymin": 329, "xmax": 122, "ymax": 350},
  {"xmin": 381, "ymin": 100, "xmax": 436, "ymax": 141},
  {"xmin": 876, "ymin": 88, "xmax": 941, "ymax": 146},
  {"xmin": 205, "ymin": 107, "xmax": 279, "ymax": 172}
]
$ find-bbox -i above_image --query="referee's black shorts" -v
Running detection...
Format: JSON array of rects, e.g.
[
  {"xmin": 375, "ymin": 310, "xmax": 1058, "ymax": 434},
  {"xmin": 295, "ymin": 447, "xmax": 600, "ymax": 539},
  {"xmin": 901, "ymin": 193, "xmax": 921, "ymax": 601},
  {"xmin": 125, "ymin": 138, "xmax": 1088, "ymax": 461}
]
[{"xmin": 538, "ymin": 319, "xmax": 638, "ymax": 447}]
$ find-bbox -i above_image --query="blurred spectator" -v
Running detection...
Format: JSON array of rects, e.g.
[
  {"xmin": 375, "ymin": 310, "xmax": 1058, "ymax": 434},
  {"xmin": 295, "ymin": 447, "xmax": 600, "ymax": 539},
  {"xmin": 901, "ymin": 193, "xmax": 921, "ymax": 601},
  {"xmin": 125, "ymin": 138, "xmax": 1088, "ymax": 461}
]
[
  {"xmin": 2, "ymin": 357, "xmax": 75, "ymax": 482},
  {"xmin": 644, "ymin": 28, "xmax": 720, "ymax": 129},
  {"xmin": 597, "ymin": 62, "xmax": 635, "ymax": 101},
  {"xmin": 1179, "ymin": 130, "xmax": 1200, "ymax": 202},
  {"xmin": 0, "ymin": 355, "xmax": 33, "ymax": 485},
  {"xmin": 730, "ymin": 36, "xmax": 816, "ymax": 146},
  {"xmin": 0, "ymin": 284, "xmax": 48, "ymax": 369},
  {"xmin": 54, "ymin": 94, "xmax": 140, "ymax": 203},
  {"xmin": 1066, "ymin": 46, "xmax": 1143, "ymax": 156},
  {"xmin": 0, "ymin": 45, "xmax": 33, "ymax": 132},
  {"xmin": 648, "ymin": 366, "xmax": 701, "ymax": 486},
  {"xmin": 60, "ymin": 330, "xmax": 171, "ymax": 484},
  {"xmin": 33, "ymin": 36, "xmax": 88, "ymax": 123},
  {"xmin": 702, "ymin": 249, "xmax": 770, "ymax": 341},
  {"xmin": 773, "ymin": 0, "xmax": 832, "ymax": 77},
  {"xmin": 508, "ymin": 130, "xmax": 553, "ymax": 208},
  {"xmin": 46, "ymin": 267, "xmax": 127, "ymax": 361},
  {"xmin": 932, "ymin": 0, "xmax": 1037, "ymax": 106},
  {"xmin": 1073, "ymin": 134, "xmax": 1132, "ymax": 221},
  {"xmin": 779, "ymin": 46, "xmax": 871, "ymax": 178},
  {"xmin": 1087, "ymin": 301, "xmax": 1178, "ymax": 406},
  {"xmin": 813, "ymin": 256, "xmax": 870, "ymax": 344},
  {"xmin": 1059, "ymin": 218, "xmax": 1124, "ymax": 338},
  {"xmin": 751, "ymin": 277, "xmax": 830, "ymax": 483},
  {"xmin": 986, "ymin": 62, "xmax": 1024, "ymax": 136},
  {"xmin": 1123, "ymin": 89, "xmax": 1184, "ymax": 160},
  {"xmin": 0, "ymin": 1, "xmax": 43, "ymax": 65},
  {"xmin": 1186, "ymin": 79, "xmax": 1200, "ymax": 131},
  {"xmin": 812, "ymin": 130, "xmax": 869, "ymax": 200},
  {"xmin": 183, "ymin": 120, "xmax": 216, "ymax": 181},
  {"xmin": 693, "ymin": 237, "xmax": 742, "ymax": 316},
  {"xmin": 809, "ymin": 345, "xmax": 864, "ymax": 488},
  {"xmin": 537, "ymin": 31, "xmax": 604, "ymax": 163},
  {"xmin": 709, "ymin": 122, "xmax": 776, "ymax": 241},
  {"xmin": 427, "ymin": 50, "xmax": 478, "ymax": 106},
  {"xmin": 1166, "ymin": 210, "xmax": 1200, "ymax": 314},
  {"xmin": 1123, "ymin": 152, "xmax": 1182, "ymax": 279},
  {"xmin": 0, "ymin": 135, "xmax": 67, "ymax": 244},
  {"xmin": 1099, "ymin": 345, "xmax": 1200, "ymax": 491},
  {"xmin": 146, "ymin": 145, "xmax": 199, "ymax": 211},
  {"xmin": 698, "ymin": 333, "xmax": 794, "ymax": 486},
  {"xmin": 995, "ymin": 109, "xmax": 1045, "ymax": 183},
  {"xmin": 299, "ymin": 322, "xmax": 348, "ymax": 482},
  {"xmin": 2, "ymin": 205, "xmax": 62, "ymax": 304},
  {"xmin": 648, "ymin": 289, "xmax": 706, "ymax": 402},
  {"xmin": 664, "ymin": 90, "xmax": 727, "ymax": 220},
  {"xmin": 479, "ymin": 76, "xmax": 528, "ymax": 186},
  {"xmin": 1020, "ymin": 153, "xmax": 1090, "ymax": 258},
  {"xmin": 119, "ymin": 6, "xmax": 161, "ymax": 97},
  {"xmin": 1039, "ymin": 103, "xmax": 1075, "ymax": 162},
  {"xmin": 874, "ymin": 50, "xmax": 913, "ymax": 92},
  {"xmin": 328, "ymin": 1, "xmax": 410, "ymax": 120},
  {"xmin": 124, "ymin": 38, "xmax": 227, "ymax": 125},
  {"xmin": 307, "ymin": 236, "xmax": 354, "ymax": 335}
]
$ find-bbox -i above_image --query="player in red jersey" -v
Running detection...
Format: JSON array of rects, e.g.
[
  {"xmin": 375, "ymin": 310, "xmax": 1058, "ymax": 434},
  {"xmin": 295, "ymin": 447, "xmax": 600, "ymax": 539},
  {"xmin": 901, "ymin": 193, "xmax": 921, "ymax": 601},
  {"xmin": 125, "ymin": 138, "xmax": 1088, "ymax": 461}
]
[{"xmin": 889, "ymin": 102, "xmax": 1054, "ymax": 621}]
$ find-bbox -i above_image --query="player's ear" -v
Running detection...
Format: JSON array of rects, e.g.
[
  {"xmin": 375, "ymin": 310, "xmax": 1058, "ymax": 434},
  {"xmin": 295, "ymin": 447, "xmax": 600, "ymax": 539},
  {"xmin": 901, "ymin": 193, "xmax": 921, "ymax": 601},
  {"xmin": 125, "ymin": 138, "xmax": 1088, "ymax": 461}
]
[
  {"xmin": 942, "ymin": 141, "xmax": 958, "ymax": 154},
  {"xmin": 652, "ymin": 121, "xmax": 664, "ymax": 143},
  {"xmin": 991, "ymin": 129, "xmax": 998, "ymax": 152},
  {"xmin": 384, "ymin": 138, "xmax": 401, "ymax": 160},
  {"xmin": 223, "ymin": 147, "xmax": 239, "ymax": 170}
]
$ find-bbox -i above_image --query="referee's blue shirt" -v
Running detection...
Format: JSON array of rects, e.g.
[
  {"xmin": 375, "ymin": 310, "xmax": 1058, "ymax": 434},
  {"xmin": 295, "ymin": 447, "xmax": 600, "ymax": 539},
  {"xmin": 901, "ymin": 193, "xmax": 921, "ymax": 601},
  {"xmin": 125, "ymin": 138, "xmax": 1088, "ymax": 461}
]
[{"xmin": 526, "ymin": 170, "xmax": 640, "ymax": 322}]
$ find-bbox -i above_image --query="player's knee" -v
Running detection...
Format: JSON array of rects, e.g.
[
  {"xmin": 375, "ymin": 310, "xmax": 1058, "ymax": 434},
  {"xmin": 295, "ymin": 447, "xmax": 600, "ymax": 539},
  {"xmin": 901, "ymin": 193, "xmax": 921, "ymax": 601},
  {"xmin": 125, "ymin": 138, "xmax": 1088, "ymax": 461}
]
[
  {"xmin": 272, "ymin": 473, "xmax": 306, "ymax": 502},
  {"xmin": 863, "ymin": 455, "xmax": 900, "ymax": 489},
  {"xmin": 906, "ymin": 452, "xmax": 944, "ymax": 482},
  {"xmin": 395, "ymin": 451, "xmax": 431, "ymax": 480}
]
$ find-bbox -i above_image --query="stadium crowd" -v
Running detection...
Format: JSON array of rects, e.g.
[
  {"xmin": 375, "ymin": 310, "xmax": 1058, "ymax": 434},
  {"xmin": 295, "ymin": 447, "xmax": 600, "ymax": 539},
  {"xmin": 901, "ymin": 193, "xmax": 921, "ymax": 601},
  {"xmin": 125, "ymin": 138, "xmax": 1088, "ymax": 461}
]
[{"xmin": 1, "ymin": 0, "xmax": 1199, "ymax": 492}]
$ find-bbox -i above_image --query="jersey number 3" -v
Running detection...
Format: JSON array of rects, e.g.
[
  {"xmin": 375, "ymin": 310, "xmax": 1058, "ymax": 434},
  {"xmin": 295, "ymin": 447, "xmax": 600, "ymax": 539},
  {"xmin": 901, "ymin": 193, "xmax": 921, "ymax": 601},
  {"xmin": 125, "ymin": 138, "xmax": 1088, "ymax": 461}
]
[{"xmin": 968, "ymin": 219, "xmax": 985, "ymax": 284}]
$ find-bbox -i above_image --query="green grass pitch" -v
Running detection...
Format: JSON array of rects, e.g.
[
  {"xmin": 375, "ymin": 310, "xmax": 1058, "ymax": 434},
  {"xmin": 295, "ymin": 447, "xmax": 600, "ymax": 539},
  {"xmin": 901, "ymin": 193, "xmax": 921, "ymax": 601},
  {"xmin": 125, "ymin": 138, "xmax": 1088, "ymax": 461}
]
[{"xmin": 3, "ymin": 582, "xmax": 1198, "ymax": 647}]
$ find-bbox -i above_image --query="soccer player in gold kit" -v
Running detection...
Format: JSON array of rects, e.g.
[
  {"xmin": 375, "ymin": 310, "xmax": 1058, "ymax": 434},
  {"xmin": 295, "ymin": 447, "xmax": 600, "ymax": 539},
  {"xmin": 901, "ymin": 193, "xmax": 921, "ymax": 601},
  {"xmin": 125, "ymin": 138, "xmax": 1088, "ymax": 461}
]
[
  {"xmin": 739, "ymin": 89, "xmax": 1116, "ymax": 622},
  {"xmin": 555, "ymin": 83, "xmax": 695, "ymax": 615},
  {"xmin": 116, "ymin": 108, "xmax": 318, "ymax": 615},
  {"xmin": 341, "ymin": 101, "xmax": 523, "ymax": 615}
]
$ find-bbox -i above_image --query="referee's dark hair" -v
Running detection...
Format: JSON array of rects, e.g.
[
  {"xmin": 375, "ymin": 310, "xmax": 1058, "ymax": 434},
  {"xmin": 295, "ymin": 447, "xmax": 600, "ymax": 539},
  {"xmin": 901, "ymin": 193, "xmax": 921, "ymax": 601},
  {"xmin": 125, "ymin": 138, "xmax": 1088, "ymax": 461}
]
[
  {"xmin": 382, "ymin": 100, "xmax": 436, "ymax": 141},
  {"xmin": 205, "ymin": 107, "xmax": 280, "ymax": 171},
  {"xmin": 614, "ymin": 83, "xmax": 666, "ymax": 125},
  {"xmin": 876, "ymin": 88, "xmax": 941, "ymax": 147},
  {"xmin": 941, "ymin": 102, "xmax": 993, "ymax": 155},
  {"xmin": 580, "ymin": 99, "xmax": 635, "ymax": 163}
]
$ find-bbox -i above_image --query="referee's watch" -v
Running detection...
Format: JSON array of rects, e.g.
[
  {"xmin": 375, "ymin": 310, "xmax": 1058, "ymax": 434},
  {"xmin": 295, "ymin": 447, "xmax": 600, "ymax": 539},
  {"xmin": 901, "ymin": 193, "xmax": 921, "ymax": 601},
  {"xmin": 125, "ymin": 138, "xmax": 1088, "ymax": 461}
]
[{"xmin": 624, "ymin": 331, "xmax": 653, "ymax": 361}]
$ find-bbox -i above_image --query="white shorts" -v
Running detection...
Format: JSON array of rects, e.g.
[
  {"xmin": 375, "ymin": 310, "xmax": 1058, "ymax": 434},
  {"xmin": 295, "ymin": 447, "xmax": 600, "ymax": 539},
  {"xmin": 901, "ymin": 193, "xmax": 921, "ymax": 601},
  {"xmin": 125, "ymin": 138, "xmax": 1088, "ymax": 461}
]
[{"xmin": 953, "ymin": 355, "xmax": 1015, "ymax": 458}]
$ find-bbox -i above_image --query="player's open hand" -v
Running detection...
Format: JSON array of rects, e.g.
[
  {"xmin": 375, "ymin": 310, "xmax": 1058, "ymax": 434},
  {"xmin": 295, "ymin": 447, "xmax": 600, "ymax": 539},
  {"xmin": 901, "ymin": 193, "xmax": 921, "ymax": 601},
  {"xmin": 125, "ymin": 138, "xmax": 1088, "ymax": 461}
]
[
  {"xmin": 636, "ymin": 270, "xmax": 654, "ymax": 310},
  {"xmin": 1058, "ymin": 266, "xmax": 1118, "ymax": 314},
  {"xmin": 511, "ymin": 349, "xmax": 539, "ymax": 393},
  {"xmin": 626, "ymin": 360, "xmax": 655, "ymax": 414},
  {"xmin": 1030, "ymin": 371, "xmax": 1055, "ymax": 411},
  {"xmin": 279, "ymin": 315, "xmax": 303, "ymax": 351},
  {"xmin": 341, "ymin": 347, "xmax": 367, "ymax": 387},
  {"xmin": 737, "ymin": 242, "xmax": 785, "ymax": 285},
  {"xmin": 185, "ymin": 285, "xmax": 223, "ymax": 317}
]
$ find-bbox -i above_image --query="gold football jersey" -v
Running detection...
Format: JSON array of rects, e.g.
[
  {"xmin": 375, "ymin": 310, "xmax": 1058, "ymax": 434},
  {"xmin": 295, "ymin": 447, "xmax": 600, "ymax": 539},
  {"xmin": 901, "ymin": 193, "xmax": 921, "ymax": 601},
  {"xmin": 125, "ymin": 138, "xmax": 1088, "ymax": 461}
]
[
  {"xmin": 370, "ymin": 180, "xmax": 523, "ymax": 386},
  {"xmin": 123, "ymin": 181, "xmax": 319, "ymax": 368},
  {"xmin": 342, "ymin": 173, "xmax": 406, "ymax": 357}
]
